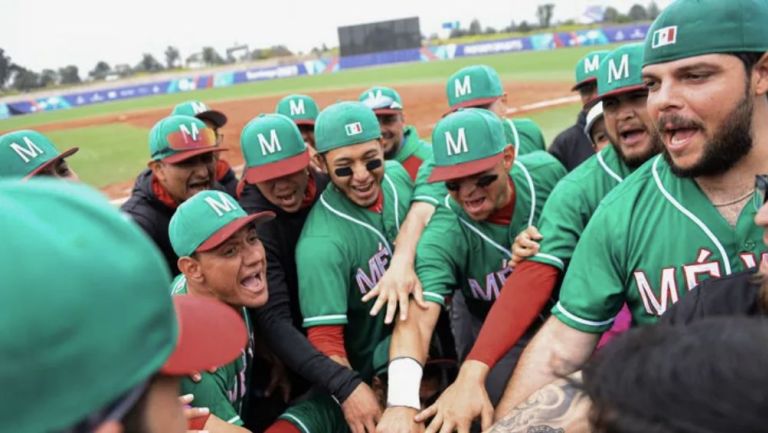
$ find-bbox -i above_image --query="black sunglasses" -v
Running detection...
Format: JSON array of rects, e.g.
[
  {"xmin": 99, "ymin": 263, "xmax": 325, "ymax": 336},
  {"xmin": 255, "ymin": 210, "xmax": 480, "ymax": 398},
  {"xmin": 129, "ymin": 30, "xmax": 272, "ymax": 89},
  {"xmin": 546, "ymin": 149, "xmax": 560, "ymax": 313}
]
[
  {"xmin": 334, "ymin": 159, "xmax": 383, "ymax": 177},
  {"xmin": 445, "ymin": 174, "xmax": 499, "ymax": 192},
  {"xmin": 755, "ymin": 174, "xmax": 768, "ymax": 205}
]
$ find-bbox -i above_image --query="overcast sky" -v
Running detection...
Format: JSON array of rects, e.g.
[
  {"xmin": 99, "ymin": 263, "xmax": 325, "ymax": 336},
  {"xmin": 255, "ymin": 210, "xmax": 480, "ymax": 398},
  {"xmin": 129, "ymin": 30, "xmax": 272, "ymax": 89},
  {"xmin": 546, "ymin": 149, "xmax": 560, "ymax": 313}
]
[{"xmin": 3, "ymin": 0, "xmax": 672, "ymax": 74}]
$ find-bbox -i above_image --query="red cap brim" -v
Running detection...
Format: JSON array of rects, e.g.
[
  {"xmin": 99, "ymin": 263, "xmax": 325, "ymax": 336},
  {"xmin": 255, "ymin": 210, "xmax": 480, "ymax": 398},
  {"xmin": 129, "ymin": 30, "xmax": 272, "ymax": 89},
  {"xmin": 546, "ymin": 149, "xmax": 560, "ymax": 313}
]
[
  {"xmin": 160, "ymin": 294, "xmax": 247, "ymax": 375},
  {"xmin": 163, "ymin": 147, "xmax": 226, "ymax": 164},
  {"xmin": 244, "ymin": 150, "xmax": 310, "ymax": 184},
  {"xmin": 196, "ymin": 211, "xmax": 275, "ymax": 253},
  {"xmin": 25, "ymin": 147, "xmax": 79, "ymax": 179},
  {"xmin": 593, "ymin": 84, "xmax": 648, "ymax": 103},
  {"xmin": 428, "ymin": 153, "xmax": 504, "ymax": 183},
  {"xmin": 448, "ymin": 96, "xmax": 501, "ymax": 114},
  {"xmin": 373, "ymin": 108, "xmax": 402, "ymax": 115},
  {"xmin": 572, "ymin": 77, "xmax": 598, "ymax": 91}
]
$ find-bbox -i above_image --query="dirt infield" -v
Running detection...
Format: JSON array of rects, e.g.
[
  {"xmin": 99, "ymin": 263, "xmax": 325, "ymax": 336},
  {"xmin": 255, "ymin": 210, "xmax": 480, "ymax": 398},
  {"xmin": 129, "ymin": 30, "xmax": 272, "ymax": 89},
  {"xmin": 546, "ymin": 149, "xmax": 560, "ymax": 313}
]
[{"xmin": 33, "ymin": 80, "xmax": 573, "ymax": 199}]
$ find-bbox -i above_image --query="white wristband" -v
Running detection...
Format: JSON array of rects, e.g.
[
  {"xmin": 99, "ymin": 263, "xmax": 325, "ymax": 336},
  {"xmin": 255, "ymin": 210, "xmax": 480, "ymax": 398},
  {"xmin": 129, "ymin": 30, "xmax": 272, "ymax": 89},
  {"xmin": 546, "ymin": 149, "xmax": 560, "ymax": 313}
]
[{"xmin": 386, "ymin": 357, "xmax": 423, "ymax": 410}]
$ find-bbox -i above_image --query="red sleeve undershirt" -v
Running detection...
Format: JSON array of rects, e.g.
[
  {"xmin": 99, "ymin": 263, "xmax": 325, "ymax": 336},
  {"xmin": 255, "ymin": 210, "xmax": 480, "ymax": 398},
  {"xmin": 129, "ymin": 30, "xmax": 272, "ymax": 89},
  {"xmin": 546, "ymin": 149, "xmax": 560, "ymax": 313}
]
[
  {"xmin": 467, "ymin": 260, "xmax": 559, "ymax": 368},
  {"xmin": 307, "ymin": 325, "xmax": 348, "ymax": 359}
]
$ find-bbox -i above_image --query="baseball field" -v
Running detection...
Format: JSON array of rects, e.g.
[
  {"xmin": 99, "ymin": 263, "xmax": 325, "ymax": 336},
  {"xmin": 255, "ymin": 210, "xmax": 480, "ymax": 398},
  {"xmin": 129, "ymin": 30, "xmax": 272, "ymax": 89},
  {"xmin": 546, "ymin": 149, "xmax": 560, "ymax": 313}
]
[{"xmin": 0, "ymin": 44, "xmax": 619, "ymax": 198}]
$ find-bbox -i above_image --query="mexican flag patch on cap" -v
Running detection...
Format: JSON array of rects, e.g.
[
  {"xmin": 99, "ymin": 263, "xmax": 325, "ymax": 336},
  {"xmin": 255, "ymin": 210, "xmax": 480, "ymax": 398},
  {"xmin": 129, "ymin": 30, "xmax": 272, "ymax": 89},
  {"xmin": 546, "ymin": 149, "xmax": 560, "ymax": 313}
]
[{"xmin": 652, "ymin": 26, "xmax": 677, "ymax": 49}]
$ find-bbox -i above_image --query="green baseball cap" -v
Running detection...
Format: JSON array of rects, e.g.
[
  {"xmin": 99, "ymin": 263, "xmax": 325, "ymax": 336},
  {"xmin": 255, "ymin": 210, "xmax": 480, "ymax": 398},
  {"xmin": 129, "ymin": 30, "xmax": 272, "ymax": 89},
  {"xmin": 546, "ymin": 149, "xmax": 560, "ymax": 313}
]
[
  {"xmin": 572, "ymin": 50, "xmax": 610, "ymax": 90},
  {"xmin": 275, "ymin": 94, "xmax": 319, "ymax": 126},
  {"xmin": 0, "ymin": 179, "xmax": 247, "ymax": 433},
  {"xmin": 170, "ymin": 190, "xmax": 275, "ymax": 257},
  {"xmin": 446, "ymin": 65, "xmax": 504, "ymax": 111},
  {"xmin": 241, "ymin": 113, "xmax": 310, "ymax": 183},
  {"xmin": 172, "ymin": 100, "xmax": 228, "ymax": 128},
  {"xmin": 314, "ymin": 101, "xmax": 382, "ymax": 154},
  {"xmin": 644, "ymin": 0, "xmax": 768, "ymax": 67},
  {"xmin": 359, "ymin": 86, "xmax": 404, "ymax": 114},
  {"xmin": 596, "ymin": 43, "xmax": 646, "ymax": 100},
  {"xmin": 429, "ymin": 108, "xmax": 506, "ymax": 183},
  {"xmin": 149, "ymin": 114, "xmax": 224, "ymax": 164},
  {"xmin": 0, "ymin": 130, "xmax": 78, "ymax": 179}
]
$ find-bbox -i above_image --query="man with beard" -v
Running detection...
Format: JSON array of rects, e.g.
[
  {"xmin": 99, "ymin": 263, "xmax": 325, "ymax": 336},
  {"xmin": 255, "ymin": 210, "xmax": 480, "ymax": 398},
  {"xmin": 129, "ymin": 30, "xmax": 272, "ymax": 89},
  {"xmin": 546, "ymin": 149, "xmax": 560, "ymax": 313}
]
[
  {"xmin": 446, "ymin": 65, "xmax": 546, "ymax": 157},
  {"xmin": 359, "ymin": 86, "xmax": 432, "ymax": 180},
  {"xmin": 376, "ymin": 108, "xmax": 565, "ymax": 433},
  {"xmin": 549, "ymin": 50, "xmax": 609, "ymax": 171},
  {"xmin": 490, "ymin": 0, "xmax": 768, "ymax": 419},
  {"xmin": 271, "ymin": 101, "xmax": 413, "ymax": 433},
  {"xmin": 122, "ymin": 114, "xmax": 223, "ymax": 275},
  {"xmin": 413, "ymin": 43, "xmax": 661, "ymax": 433},
  {"xmin": 172, "ymin": 100, "xmax": 239, "ymax": 196},
  {"xmin": 236, "ymin": 114, "xmax": 377, "ymax": 431}
]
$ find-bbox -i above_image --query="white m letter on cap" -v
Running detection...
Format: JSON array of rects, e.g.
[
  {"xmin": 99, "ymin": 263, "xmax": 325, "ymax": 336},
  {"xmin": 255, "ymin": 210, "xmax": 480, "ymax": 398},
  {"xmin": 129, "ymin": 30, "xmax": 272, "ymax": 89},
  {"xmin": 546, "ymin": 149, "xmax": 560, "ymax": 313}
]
[
  {"xmin": 455, "ymin": 75, "xmax": 472, "ymax": 98},
  {"xmin": 190, "ymin": 101, "xmax": 208, "ymax": 114},
  {"xmin": 179, "ymin": 123, "xmax": 200, "ymax": 143},
  {"xmin": 608, "ymin": 54, "xmax": 630, "ymax": 84},
  {"xmin": 445, "ymin": 128, "xmax": 468, "ymax": 156},
  {"xmin": 258, "ymin": 130, "xmax": 282, "ymax": 155},
  {"xmin": 10, "ymin": 137, "xmax": 44, "ymax": 164},
  {"xmin": 289, "ymin": 99, "xmax": 305, "ymax": 116},
  {"xmin": 205, "ymin": 192, "xmax": 237, "ymax": 217},
  {"xmin": 584, "ymin": 54, "xmax": 600, "ymax": 74}
]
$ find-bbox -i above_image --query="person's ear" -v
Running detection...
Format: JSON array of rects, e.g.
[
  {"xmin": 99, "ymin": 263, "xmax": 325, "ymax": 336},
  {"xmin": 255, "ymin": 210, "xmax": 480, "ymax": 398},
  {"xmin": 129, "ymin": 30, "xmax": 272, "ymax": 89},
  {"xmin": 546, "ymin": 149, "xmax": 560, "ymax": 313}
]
[
  {"xmin": 148, "ymin": 160, "xmax": 166, "ymax": 181},
  {"xmin": 500, "ymin": 92, "xmax": 509, "ymax": 105},
  {"xmin": 94, "ymin": 420, "xmax": 123, "ymax": 433},
  {"xmin": 178, "ymin": 256, "xmax": 205, "ymax": 284},
  {"xmin": 752, "ymin": 52, "xmax": 768, "ymax": 97},
  {"xmin": 502, "ymin": 145, "xmax": 515, "ymax": 169}
]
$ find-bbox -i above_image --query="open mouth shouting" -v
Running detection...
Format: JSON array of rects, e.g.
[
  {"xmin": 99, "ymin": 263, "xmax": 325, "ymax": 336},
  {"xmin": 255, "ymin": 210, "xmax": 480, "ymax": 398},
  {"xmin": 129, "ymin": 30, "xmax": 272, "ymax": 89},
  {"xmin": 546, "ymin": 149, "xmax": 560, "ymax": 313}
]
[
  {"xmin": 351, "ymin": 181, "xmax": 379, "ymax": 203},
  {"xmin": 659, "ymin": 115, "xmax": 704, "ymax": 155},
  {"xmin": 618, "ymin": 124, "xmax": 648, "ymax": 148},
  {"xmin": 463, "ymin": 194, "xmax": 488, "ymax": 216},
  {"xmin": 187, "ymin": 178, "xmax": 211, "ymax": 194},
  {"xmin": 240, "ymin": 268, "xmax": 266, "ymax": 297},
  {"xmin": 274, "ymin": 189, "xmax": 300, "ymax": 209}
]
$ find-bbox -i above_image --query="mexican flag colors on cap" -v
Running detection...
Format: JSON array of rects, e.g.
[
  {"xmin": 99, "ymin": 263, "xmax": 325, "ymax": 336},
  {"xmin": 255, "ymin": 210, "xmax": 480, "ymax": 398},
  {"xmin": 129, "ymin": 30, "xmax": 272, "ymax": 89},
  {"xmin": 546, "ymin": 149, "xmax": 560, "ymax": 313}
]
[
  {"xmin": 429, "ymin": 108, "xmax": 506, "ymax": 183},
  {"xmin": 644, "ymin": 0, "xmax": 768, "ymax": 67}
]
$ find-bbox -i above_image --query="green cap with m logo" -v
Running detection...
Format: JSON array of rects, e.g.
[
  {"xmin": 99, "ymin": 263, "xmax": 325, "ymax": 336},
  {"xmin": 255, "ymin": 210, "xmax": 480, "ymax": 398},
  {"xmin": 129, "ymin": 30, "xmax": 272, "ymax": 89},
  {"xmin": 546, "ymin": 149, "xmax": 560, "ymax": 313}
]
[
  {"xmin": 428, "ymin": 108, "xmax": 506, "ymax": 183},
  {"xmin": 573, "ymin": 50, "xmax": 609, "ymax": 90},
  {"xmin": 149, "ymin": 115, "xmax": 224, "ymax": 164},
  {"xmin": 314, "ymin": 101, "xmax": 382, "ymax": 153},
  {"xmin": 643, "ymin": 0, "xmax": 768, "ymax": 67},
  {"xmin": 172, "ymin": 100, "xmax": 228, "ymax": 128},
  {"xmin": 275, "ymin": 94, "xmax": 319, "ymax": 126},
  {"xmin": 597, "ymin": 43, "xmax": 646, "ymax": 99},
  {"xmin": 241, "ymin": 113, "xmax": 310, "ymax": 183},
  {"xmin": 169, "ymin": 190, "xmax": 274, "ymax": 257},
  {"xmin": 446, "ymin": 65, "xmax": 504, "ymax": 111},
  {"xmin": 359, "ymin": 86, "xmax": 404, "ymax": 114},
  {"xmin": 0, "ymin": 130, "xmax": 78, "ymax": 179}
]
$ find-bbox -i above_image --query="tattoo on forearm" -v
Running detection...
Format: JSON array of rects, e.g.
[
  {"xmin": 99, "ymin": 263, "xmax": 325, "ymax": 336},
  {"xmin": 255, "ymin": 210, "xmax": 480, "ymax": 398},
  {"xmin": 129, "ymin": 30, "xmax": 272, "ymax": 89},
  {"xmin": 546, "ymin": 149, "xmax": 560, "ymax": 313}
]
[{"xmin": 487, "ymin": 379, "xmax": 587, "ymax": 433}]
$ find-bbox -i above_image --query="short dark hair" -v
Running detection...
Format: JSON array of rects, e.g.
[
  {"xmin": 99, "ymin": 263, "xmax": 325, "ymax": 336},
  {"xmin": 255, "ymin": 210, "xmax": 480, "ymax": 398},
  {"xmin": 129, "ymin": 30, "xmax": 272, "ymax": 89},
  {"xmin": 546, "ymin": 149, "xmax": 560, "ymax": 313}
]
[{"xmin": 582, "ymin": 317, "xmax": 768, "ymax": 433}]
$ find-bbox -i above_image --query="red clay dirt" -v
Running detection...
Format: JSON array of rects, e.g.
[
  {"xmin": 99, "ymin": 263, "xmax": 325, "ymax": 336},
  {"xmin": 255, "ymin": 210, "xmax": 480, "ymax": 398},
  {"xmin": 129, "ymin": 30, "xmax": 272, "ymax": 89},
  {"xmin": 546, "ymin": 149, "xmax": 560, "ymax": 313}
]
[{"xmin": 31, "ymin": 80, "xmax": 573, "ymax": 199}]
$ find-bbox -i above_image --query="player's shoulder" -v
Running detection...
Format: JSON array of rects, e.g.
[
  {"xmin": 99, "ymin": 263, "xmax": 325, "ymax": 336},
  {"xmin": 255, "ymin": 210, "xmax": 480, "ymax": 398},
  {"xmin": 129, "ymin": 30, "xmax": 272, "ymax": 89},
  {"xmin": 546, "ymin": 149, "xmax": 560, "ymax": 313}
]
[
  {"xmin": 384, "ymin": 159, "xmax": 411, "ymax": 181},
  {"xmin": 515, "ymin": 150, "xmax": 567, "ymax": 181},
  {"xmin": 591, "ymin": 155, "xmax": 658, "ymax": 215},
  {"xmin": 509, "ymin": 117, "xmax": 542, "ymax": 131}
]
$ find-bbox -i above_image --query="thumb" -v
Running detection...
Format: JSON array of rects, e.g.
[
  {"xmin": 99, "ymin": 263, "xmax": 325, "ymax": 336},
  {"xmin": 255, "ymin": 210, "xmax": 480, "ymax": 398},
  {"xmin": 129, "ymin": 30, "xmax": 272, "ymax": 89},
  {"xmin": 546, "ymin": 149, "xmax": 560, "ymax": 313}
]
[{"xmin": 413, "ymin": 281, "xmax": 429, "ymax": 309}]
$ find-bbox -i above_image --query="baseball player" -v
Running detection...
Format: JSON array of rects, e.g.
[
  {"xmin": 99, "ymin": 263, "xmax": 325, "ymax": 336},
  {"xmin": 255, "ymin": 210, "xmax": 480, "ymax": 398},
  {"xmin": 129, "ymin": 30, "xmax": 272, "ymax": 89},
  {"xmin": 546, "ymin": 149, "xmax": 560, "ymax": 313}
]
[
  {"xmin": 446, "ymin": 65, "xmax": 546, "ymax": 157},
  {"xmin": 415, "ymin": 43, "xmax": 661, "ymax": 432},
  {"xmin": 495, "ymin": 0, "xmax": 768, "ymax": 417},
  {"xmin": 549, "ymin": 50, "xmax": 609, "ymax": 170},
  {"xmin": 122, "ymin": 114, "xmax": 224, "ymax": 275},
  {"xmin": 0, "ymin": 129, "xmax": 79, "ymax": 180},
  {"xmin": 585, "ymin": 101, "xmax": 609, "ymax": 151},
  {"xmin": 359, "ymin": 86, "xmax": 433, "ymax": 180},
  {"xmin": 377, "ymin": 108, "xmax": 565, "ymax": 433},
  {"xmin": 169, "ymin": 189, "xmax": 275, "ymax": 432},
  {"xmin": 0, "ymin": 179, "xmax": 247, "ymax": 433},
  {"xmin": 173, "ymin": 100, "xmax": 239, "ymax": 196},
  {"xmin": 237, "ymin": 114, "xmax": 372, "ymax": 427},
  {"xmin": 275, "ymin": 94, "xmax": 324, "ymax": 174},
  {"xmin": 272, "ymin": 101, "xmax": 413, "ymax": 433}
]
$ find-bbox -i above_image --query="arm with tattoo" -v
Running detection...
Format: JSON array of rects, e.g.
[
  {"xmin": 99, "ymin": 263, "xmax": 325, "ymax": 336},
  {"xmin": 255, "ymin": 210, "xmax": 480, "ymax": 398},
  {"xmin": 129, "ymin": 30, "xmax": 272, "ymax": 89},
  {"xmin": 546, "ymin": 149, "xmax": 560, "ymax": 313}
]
[{"xmin": 486, "ymin": 373, "xmax": 590, "ymax": 433}]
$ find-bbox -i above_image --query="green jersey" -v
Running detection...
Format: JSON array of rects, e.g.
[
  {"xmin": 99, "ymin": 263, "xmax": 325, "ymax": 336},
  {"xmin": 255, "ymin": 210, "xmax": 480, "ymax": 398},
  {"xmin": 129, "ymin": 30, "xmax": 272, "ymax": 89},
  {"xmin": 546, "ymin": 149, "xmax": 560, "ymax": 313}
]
[
  {"xmin": 530, "ymin": 144, "xmax": 634, "ymax": 270},
  {"xmin": 503, "ymin": 118, "xmax": 546, "ymax": 156},
  {"xmin": 391, "ymin": 125, "xmax": 433, "ymax": 181},
  {"xmin": 297, "ymin": 160, "xmax": 413, "ymax": 380},
  {"xmin": 418, "ymin": 151, "xmax": 566, "ymax": 318},
  {"xmin": 553, "ymin": 156, "xmax": 767, "ymax": 333},
  {"xmin": 171, "ymin": 276, "xmax": 253, "ymax": 426}
]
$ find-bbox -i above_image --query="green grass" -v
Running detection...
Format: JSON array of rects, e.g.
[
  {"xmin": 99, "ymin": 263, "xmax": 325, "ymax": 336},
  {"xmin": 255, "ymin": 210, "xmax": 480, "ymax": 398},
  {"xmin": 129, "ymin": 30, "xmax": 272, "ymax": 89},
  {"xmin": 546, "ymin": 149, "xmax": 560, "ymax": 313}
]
[
  {"xmin": 0, "ymin": 44, "xmax": 618, "ymax": 131},
  {"xmin": 45, "ymin": 123, "xmax": 150, "ymax": 187},
  {"xmin": 526, "ymin": 102, "xmax": 581, "ymax": 145}
]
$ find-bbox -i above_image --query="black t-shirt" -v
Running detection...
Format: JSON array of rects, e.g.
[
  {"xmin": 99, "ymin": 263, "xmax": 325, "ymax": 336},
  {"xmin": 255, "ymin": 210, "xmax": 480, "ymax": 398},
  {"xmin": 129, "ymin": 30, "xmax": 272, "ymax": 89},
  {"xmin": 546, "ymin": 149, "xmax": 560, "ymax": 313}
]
[{"xmin": 661, "ymin": 269, "xmax": 763, "ymax": 325}]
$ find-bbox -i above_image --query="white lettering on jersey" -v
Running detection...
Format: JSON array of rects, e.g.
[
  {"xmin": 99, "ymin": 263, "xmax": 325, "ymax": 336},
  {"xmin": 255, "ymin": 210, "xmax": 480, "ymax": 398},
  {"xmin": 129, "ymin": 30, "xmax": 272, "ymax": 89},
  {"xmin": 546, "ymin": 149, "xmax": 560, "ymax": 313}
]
[
  {"xmin": 355, "ymin": 245, "xmax": 391, "ymax": 294},
  {"xmin": 739, "ymin": 252, "xmax": 768, "ymax": 269},
  {"xmin": 634, "ymin": 267, "xmax": 679, "ymax": 316},
  {"xmin": 445, "ymin": 128, "xmax": 468, "ymax": 156},
  {"xmin": 682, "ymin": 248, "xmax": 722, "ymax": 290},
  {"xmin": 468, "ymin": 267, "xmax": 513, "ymax": 301}
]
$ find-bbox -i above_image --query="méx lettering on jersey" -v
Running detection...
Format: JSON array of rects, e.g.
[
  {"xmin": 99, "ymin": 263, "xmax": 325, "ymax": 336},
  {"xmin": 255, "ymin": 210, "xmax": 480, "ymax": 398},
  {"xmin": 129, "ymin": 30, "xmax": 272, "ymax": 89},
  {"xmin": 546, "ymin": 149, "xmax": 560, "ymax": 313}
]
[
  {"xmin": 634, "ymin": 248, "xmax": 768, "ymax": 316},
  {"xmin": 468, "ymin": 259, "xmax": 514, "ymax": 301},
  {"xmin": 355, "ymin": 242, "xmax": 391, "ymax": 294}
]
